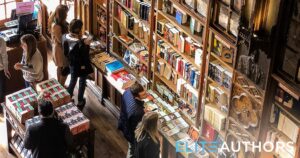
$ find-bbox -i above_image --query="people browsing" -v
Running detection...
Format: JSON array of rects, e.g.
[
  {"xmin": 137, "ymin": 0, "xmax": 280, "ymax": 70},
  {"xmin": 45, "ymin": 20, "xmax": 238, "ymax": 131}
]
[
  {"xmin": 118, "ymin": 82, "xmax": 147, "ymax": 158},
  {"xmin": 50, "ymin": 5, "xmax": 69, "ymax": 85},
  {"xmin": 134, "ymin": 112, "xmax": 160, "ymax": 158},
  {"xmin": 23, "ymin": 100, "xmax": 73, "ymax": 158},
  {"xmin": 14, "ymin": 34, "xmax": 43, "ymax": 88},
  {"xmin": 62, "ymin": 19, "xmax": 93, "ymax": 110}
]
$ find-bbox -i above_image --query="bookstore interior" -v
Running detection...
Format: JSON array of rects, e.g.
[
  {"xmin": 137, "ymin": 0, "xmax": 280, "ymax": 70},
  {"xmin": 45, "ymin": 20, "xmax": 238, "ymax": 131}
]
[{"xmin": 0, "ymin": 0, "xmax": 300, "ymax": 158}]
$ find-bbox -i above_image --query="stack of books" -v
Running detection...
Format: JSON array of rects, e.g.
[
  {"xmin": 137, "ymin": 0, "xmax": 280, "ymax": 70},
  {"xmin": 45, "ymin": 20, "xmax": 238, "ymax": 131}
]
[
  {"xmin": 5, "ymin": 87, "xmax": 38, "ymax": 123},
  {"xmin": 110, "ymin": 70, "xmax": 136, "ymax": 89},
  {"xmin": 55, "ymin": 103, "xmax": 90, "ymax": 135},
  {"xmin": 36, "ymin": 79, "xmax": 71, "ymax": 108},
  {"xmin": 11, "ymin": 134, "xmax": 32, "ymax": 158},
  {"xmin": 208, "ymin": 60, "xmax": 233, "ymax": 90},
  {"xmin": 106, "ymin": 60, "xmax": 125, "ymax": 74},
  {"xmin": 91, "ymin": 52, "xmax": 116, "ymax": 72}
]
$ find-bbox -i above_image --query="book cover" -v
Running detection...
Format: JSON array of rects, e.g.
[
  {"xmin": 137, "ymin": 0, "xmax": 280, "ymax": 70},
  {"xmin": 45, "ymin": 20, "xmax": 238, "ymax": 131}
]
[{"xmin": 106, "ymin": 60, "xmax": 124, "ymax": 74}]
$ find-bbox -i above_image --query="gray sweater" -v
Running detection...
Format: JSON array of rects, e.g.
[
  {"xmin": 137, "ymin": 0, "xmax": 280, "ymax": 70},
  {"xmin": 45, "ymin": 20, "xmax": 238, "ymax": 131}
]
[{"xmin": 20, "ymin": 50, "xmax": 44, "ymax": 82}]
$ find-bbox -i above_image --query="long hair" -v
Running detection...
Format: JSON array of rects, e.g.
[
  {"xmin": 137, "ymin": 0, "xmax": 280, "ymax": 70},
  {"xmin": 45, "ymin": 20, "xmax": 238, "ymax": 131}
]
[
  {"xmin": 135, "ymin": 112, "xmax": 159, "ymax": 144},
  {"xmin": 20, "ymin": 34, "xmax": 37, "ymax": 64},
  {"xmin": 53, "ymin": 5, "xmax": 69, "ymax": 34}
]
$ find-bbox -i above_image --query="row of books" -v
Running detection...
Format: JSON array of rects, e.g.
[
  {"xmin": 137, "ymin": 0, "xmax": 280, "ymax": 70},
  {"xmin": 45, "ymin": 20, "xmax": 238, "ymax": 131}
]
[
  {"xmin": 204, "ymin": 104, "xmax": 226, "ymax": 131},
  {"xmin": 157, "ymin": 40, "xmax": 201, "ymax": 89},
  {"xmin": 176, "ymin": 78, "xmax": 199, "ymax": 111},
  {"xmin": 207, "ymin": 82, "xmax": 229, "ymax": 109},
  {"xmin": 117, "ymin": 6, "xmax": 151, "ymax": 45},
  {"xmin": 208, "ymin": 60, "xmax": 233, "ymax": 90},
  {"xmin": 157, "ymin": 19, "xmax": 203, "ymax": 60},
  {"xmin": 266, "ymin": 129, "xmax": 296, "ymax": 158},
  {"xmin": 275, "ymin": 86, "xmax": 300, "ymax": 109},
  {"xmin": 122, "ymin": 46, "xmax": 148, "ymax": 76},
  {"xmin": 11, "ymin": 135, "xmax": 32, "ymax": 158},
  {"xmin": 120, "ymin": 0, "xmax": 151, "ymax": 21},
  {"xmin": 212, "ymin": 35, "xmax": 234, "ymax": 65},
  {"xmin": 173, "ymin": 4, "xmax": 204, "ymax": 35},
  {"xmin": 155, "ymin": 82, "xmax": 197, "ymax": 120},
  {"xmin": 145, "ymin": 90, "xmax": 209, "ymax": 158}
]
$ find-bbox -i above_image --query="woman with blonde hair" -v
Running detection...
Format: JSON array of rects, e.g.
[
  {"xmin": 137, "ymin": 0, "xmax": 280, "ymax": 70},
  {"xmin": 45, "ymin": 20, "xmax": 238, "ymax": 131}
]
[
  {"xmin": 134, "ymin": 112, "xmax": 160, "ymax": 158},
  {"xmin": 50, "ymin": 5, "xmax": 69, "ymax": 85}
]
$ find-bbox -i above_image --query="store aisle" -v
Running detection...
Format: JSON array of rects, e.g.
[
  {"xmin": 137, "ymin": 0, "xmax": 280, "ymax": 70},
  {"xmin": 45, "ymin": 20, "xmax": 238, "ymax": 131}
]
[{"xmin": 81, "ymin": 85, "xmax": 128, "ymax": 158}]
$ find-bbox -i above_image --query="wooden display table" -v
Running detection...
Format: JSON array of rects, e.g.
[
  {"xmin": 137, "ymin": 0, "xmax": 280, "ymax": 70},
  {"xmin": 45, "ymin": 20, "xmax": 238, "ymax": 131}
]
[
  {"xmin": 1, "ymin": 103, "xmax": 95, "ymax": 158},
  {"xmin": 5, "ymin": 35, "xmax": 48, "ymax": 96}
]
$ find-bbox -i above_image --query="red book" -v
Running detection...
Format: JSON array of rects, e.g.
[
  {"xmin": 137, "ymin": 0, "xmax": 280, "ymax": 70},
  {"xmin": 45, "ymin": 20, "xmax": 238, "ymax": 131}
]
[
  {"xmin": 111, "ymin": 70, "xmax": 129, "ymax": 81},
  {"xmin": 202, "ymin": 122, "xmax": 216, "ymax": 142}
]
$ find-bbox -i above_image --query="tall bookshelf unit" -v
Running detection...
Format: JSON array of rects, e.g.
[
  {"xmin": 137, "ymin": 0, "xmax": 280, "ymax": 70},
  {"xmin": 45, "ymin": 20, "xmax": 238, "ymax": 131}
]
[{"xmin": 90, "ymin": 0, "xmax": 300, "ymax": 157}]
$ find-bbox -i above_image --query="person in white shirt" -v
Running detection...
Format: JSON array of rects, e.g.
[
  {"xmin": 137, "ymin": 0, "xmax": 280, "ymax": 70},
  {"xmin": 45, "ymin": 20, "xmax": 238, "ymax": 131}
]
[
  {"xmin": 14, "ymin": 34, "xmax": 43, "ymax": 88},
  {"xmin": 0, "ymin": 37, "xmax": 11, "ymax": 105}
]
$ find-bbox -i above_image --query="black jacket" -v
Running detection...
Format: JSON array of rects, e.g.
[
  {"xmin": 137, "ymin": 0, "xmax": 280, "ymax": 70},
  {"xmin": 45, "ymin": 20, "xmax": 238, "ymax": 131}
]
[
  {"xmin": 135, "ymin": 133, "xmax": 160, "ymax": 158},
  {"xmin": 23, "ymin": 117, "xmax": 73, "ymax": 158},
  {"xmin": 118, "ymin": 89, "xmax": 145, "ymax": 143},
  {"xmin": 62, "ymin": 34, "xmax": 93, "ymax": 76}
]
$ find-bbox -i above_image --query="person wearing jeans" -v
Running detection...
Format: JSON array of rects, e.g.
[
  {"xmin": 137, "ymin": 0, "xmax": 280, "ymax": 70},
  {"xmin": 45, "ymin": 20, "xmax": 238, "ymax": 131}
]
[{"xmin": 62, "ymin": 19, "xmax": 93, "ymax": 109}]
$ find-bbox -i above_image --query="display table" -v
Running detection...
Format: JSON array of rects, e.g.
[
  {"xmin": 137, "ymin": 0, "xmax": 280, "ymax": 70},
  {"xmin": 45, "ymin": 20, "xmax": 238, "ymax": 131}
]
[
  {"xmin": 5, "ymin": 35, "xmax": 48, "ymax": 95},
  {"xmin": 1, "ymin": 103, "xmax": 95, "ymax": 158}
]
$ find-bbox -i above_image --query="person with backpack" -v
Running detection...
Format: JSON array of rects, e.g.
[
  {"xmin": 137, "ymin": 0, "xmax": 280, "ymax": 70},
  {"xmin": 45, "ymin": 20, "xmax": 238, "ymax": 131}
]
[{"xmin": 62, "ymin": 19, "xmax": 93, "ymax": 110}]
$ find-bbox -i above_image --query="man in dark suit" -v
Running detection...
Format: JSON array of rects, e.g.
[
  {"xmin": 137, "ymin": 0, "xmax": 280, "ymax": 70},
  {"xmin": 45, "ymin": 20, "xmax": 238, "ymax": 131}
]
[
  {"xmin": 118, "ymin": 82, "xmax": 147, "ymax": 158},
  {"xmin": 24, "ymin": 100, "xmax": 73, "ymax": 158}
]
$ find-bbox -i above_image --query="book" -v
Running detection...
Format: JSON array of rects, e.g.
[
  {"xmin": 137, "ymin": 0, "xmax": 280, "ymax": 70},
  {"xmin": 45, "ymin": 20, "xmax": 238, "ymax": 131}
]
[
  {"xmin": 197, "ymin": 0, "xmax": 208, "ymax": 17},
  {"xmin": 195, "ymin": 48, "xmax": 202, "ymax": 66},
  {"xmin": 190, "ymin": 17, "xmax": 195, "ymax": 34},
  {"xmin": 202, "ymin": 121, "xmax": 217, "ymax": 141},
  {"xmin": 163, "ymin": 64, "xmax": 172, "ymax": 80},
  {"xmin": 106, "ymin": 60, "xmax": 125, "ymax": 74}
]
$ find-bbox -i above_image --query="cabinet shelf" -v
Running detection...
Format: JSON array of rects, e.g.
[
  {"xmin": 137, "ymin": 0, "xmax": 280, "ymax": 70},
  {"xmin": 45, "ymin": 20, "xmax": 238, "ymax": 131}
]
[{"xmin": 157, "ymin": 10, "xmax": 203, "ymax": 44}]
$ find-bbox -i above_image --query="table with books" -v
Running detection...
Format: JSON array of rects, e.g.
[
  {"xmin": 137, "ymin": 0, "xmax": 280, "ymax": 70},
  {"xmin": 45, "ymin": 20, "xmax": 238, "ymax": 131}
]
[
  {"xmin": 2, "ymin": 79, "xmax": 95, "ymax": 158},
  {"xmin": 91, "ymin": 52, "xmax": 209, "ymax": 158}
]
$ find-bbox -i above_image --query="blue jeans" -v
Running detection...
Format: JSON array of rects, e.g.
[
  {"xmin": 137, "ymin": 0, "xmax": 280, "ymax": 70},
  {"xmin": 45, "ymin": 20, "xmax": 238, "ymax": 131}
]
[{"xmin": 67, "ymin": 73, "xmax": 87, "ymax": 103}]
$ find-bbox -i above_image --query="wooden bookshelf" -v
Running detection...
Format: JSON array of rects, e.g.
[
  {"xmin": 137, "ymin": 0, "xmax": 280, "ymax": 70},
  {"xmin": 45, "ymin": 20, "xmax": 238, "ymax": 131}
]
[{"xmin": 89, "ymin": 0, "xmax": 293, "ymax": 157}]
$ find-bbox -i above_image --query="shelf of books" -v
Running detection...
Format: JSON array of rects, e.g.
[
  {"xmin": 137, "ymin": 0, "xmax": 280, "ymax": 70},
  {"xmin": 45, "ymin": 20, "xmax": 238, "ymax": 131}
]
[
  {"xmin": 266, "ymin": 76, "xmax": 300, "ymax": 158},
  {"xmin": 153, "ymin": 0, "xmax": 209, "ymax": 128},
  {"xmin": 111, "ymin": 0, "xmax": 155, "ymax": 80},
  {"xmin": 93, "ymin": 0, "xmax": 111, "ymax": 51}
]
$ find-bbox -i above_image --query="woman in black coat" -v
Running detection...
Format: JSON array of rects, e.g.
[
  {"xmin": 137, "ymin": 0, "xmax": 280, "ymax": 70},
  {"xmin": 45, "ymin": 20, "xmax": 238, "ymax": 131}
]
[
  {"xmin": 134, "ymin": 112, "xmax": 160, "ymax": 158},
  {"xmin": 62, "ymin": 19, "xmax": 93, "ymax": 110}
]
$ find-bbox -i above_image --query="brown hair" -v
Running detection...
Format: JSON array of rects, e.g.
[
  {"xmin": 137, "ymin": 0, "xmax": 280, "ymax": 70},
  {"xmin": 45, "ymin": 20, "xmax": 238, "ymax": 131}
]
[
  {"xmin": 54, "ymin": 5, "xmax": 69, "ymax": 34},
  {"xmin": 135, "ymin": 112, "xmax": 160, "ymax": 143},
  {"xmin": 69, "ymin": 19, "xmax": 83, "ymax": 34},
  {"xmin": 20, "ymin": 34, "xmax": 37, "ymax": 63}
]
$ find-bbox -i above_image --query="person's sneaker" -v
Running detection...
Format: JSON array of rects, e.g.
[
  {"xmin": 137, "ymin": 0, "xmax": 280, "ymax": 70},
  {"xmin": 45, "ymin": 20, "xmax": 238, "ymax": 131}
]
[
  {"xmin": 249, "ymin": 110, "xmax": 258, "ymax": 127},
  {"xmin": 240, "ymin": 111, "xmax": 250, "ymax": 129}
]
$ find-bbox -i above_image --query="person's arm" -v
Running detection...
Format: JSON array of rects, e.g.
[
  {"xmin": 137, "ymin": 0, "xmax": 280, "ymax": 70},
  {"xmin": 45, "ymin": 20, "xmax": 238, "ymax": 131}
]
[
  {"xmin": 0, "ymin": 38, "xmax": 10, "ymax": 78},
  {"xmin": 23, "ymin": 127, "xmax": 34, "ymax": 150}
]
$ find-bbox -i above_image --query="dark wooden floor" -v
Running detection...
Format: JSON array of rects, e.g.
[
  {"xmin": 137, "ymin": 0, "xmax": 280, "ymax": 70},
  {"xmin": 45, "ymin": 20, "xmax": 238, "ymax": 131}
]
[{"xmin": 74, "ymin": 83, "xmax": 128, "ymax": 158}]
